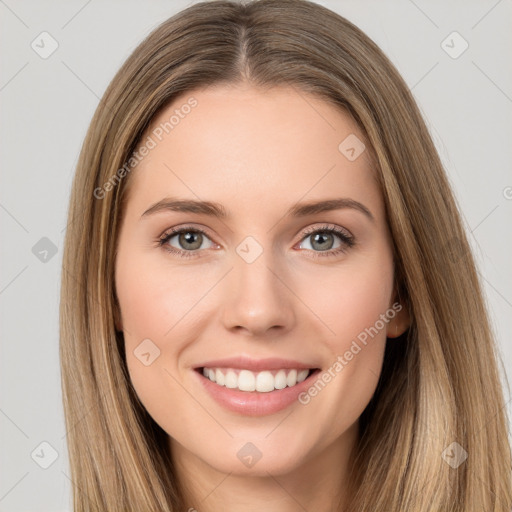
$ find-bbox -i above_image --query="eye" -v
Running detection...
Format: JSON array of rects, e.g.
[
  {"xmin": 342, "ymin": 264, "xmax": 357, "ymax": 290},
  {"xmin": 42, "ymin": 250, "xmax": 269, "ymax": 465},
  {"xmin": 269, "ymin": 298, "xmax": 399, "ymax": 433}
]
[
  {"xmin": 158, "ymin": 226, "xmax": 216, "ymax": 259},
  {"xmin": 296, "ymin": 224, "xmax": 355, "ymax": 258},
  {"xmin": 158, "ymin": 223, "xmax": 355, "ymax": 259}
]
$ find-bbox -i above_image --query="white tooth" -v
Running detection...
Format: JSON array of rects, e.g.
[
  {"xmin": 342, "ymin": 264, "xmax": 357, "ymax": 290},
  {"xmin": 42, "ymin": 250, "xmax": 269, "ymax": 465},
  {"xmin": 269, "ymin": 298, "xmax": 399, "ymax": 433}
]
[
  {"xmin": 297, "ymin": 369, "xmax": 309, "ymax": 382},
  {"xmin": 215, "ymin": 369, "xmax": 225, "ymax": 386},
  {"xmin": 256, "ymin": 371, "xmax": 275, "ymax": 392},
  {"xmin": 238, "ymin": 370, "xmax": 256, "ymax": 391},
  {"xmin": 274, "ymin": 370, "xmax": 287, "ymax": 389},
  {"xmin": 286, "ymin": 369, "xmax": 298, "ymax": 387},
  {"xmin": 225, "ymin": 370, "xmax": 238, "ymax": 389},
  {"xmin": 207, "ymin": 367, "xmax": 309, "ymax": 391}
]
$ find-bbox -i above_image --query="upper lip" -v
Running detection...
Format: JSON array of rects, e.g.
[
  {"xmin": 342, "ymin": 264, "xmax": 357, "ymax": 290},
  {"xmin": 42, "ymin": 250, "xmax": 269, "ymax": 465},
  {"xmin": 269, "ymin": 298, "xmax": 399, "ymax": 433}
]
[{"xmin": 194, "ymin": 356, "xmax": 318, "ymax": 372}]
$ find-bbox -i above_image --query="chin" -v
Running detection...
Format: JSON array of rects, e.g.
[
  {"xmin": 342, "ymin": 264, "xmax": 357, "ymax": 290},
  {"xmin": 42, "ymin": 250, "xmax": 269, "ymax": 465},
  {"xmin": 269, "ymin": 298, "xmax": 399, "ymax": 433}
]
[{"xmin": 190, "ymin": 433, "xmax": 318, "ymax": 477}]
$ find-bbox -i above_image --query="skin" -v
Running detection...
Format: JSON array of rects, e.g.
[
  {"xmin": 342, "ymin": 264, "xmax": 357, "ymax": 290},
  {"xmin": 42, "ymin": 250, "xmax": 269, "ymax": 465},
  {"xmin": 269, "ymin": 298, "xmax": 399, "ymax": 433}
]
[{"xmin": 114, "ymin": 83, "xmax": 409, "ymax": 512}]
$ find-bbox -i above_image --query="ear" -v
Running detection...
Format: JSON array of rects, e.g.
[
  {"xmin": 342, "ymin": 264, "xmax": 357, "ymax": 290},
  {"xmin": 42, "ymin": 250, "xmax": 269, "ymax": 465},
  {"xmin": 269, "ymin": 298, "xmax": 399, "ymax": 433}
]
[{"xmin": 386, "ymin": 286, "xmax": 410, "ymax": 339}]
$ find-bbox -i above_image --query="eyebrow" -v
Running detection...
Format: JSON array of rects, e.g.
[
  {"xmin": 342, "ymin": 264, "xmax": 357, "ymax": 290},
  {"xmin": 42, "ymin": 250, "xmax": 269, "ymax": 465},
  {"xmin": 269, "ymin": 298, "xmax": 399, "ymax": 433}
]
[{"xmin": 141, "ymin": 197, "xmax": 374, "ymax": 222}]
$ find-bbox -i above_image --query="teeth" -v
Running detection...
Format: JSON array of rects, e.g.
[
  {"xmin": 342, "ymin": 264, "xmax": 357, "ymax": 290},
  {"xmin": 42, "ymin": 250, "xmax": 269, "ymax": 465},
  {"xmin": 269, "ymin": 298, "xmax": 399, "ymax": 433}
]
[
  {"xmin": 286, "ymin": 369, "xmax": 297, "ymax": 387},
  {"xmin": 225, "ymin": 370, "xmax": 238, "ymax": 389},
  {"xmin": 256, "ymin": 371, "xmax": 274, "ymax": 392},
  {"xmin": 215, "ymin": 368, "xmax": 225, "ymax": 386},
  {"xmin": 274, "ymin": 370, "xmax": 287, "ymax": 389},
  {"xmin": 201, "ymin": 367, "xmax": 312, "ymax": 392},
  {"xmin": 238, "ymin": 370, "xmax": 256, "ymax": 391}
]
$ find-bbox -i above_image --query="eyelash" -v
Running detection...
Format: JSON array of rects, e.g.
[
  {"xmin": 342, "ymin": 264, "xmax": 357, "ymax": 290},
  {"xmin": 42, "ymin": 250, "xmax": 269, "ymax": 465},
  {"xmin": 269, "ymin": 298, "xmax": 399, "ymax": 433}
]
[{"xmin": 157, "ymin": 224, "xmax": 355, "ymax": 260}]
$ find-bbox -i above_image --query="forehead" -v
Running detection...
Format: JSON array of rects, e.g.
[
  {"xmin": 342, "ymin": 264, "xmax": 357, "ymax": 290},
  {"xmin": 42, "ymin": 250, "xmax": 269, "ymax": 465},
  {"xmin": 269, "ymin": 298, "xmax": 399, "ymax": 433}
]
[{"xmin": 124, "ymin": 84, "xmax": 383, "ymax": 222}]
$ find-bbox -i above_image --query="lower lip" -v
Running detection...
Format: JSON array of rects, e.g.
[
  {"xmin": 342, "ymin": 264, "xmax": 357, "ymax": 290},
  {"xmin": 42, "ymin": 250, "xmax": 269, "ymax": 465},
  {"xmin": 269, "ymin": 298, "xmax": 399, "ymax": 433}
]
[{"xmin": 194, "ymin": 369, "xmax": 321, "ymax": 416}]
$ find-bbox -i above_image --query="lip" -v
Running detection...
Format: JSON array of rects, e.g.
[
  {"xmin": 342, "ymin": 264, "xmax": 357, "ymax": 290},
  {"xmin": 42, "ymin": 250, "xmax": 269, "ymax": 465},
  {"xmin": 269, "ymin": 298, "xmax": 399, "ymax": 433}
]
[
  {"xmin": 193, "ymin": 356, "xmax": 316, "ymax": 373},
  {"xmin": 193, "ymin": 359, "xmax": 321, "ymax": 416}
]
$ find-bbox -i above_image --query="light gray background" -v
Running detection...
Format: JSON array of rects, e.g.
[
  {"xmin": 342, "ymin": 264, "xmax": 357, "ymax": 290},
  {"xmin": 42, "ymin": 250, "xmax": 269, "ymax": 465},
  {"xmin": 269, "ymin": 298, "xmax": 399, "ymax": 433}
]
[{"xmin": 1, "ymin": 0, "xmax": 511, "ymax": 510}]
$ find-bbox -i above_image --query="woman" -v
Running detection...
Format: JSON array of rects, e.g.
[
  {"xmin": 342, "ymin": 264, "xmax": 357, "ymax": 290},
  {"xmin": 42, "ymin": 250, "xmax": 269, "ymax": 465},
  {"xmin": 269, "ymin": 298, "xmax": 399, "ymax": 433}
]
[{"xmin": 59, "ymin": 0, "xmax": 512, "ymax": 510}]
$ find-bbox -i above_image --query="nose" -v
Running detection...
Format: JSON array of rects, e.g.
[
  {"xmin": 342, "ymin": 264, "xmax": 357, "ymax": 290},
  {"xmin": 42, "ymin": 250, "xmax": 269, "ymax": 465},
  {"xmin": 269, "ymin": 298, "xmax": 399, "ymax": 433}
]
[{"xmin": 220, "ymin": 247, "xmax": 296, "ymax": 338}]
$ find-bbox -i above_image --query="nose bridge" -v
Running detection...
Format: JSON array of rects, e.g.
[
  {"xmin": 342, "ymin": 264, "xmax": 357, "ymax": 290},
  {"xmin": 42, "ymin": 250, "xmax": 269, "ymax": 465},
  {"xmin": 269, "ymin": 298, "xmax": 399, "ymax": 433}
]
[{"xmin": 221, "ymin": 234, "xmax": 295, "ymax": 335}]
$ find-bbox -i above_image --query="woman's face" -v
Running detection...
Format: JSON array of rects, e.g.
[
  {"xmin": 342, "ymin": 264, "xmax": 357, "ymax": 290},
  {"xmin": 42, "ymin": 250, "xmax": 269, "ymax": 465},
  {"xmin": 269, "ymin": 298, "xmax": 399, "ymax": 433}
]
[{"xmin": 115, "ymin": 83, "xmax": 408, "ymax": 477}]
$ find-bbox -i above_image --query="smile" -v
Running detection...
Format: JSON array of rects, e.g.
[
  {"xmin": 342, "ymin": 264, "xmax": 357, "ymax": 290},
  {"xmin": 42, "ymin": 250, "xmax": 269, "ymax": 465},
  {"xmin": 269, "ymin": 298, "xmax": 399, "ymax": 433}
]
[
  {"xmin": 193, "ymin": 357, "xmax": 322, "ymax": 416},
  {"xmin": 201, "ymin": 367, "xmax": 312, "ymax": 392}
]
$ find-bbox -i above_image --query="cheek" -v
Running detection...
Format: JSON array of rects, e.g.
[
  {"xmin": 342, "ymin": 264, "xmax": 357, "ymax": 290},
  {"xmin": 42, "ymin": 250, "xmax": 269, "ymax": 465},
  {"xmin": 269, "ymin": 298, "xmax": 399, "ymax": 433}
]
[
  {"xmin": 116, "ymin": 260, "xmax": 170, "ymax": 343},
  {"xmin": 115, "ymin": 253, "xmax": 192, "ymax": 438},
  {"xmin": 115, "ymin": 246, "xmax": 218, "ymax": 342},
  {"xmin": 115, "ymin": 248, "xmax": 180, "ymax": 388},
  {"xmin": 114, "ymin": 248, "xmax": 223, "ymax": 420},
  {"xmin": 293, "ymin": 251, "xmax": 394, "ymax": 438},
  {"xmin": 290, "ymin": 247, "xmax": 393, "ymax": 403},
  {"xmin": 293, "ymin": 251, "xmax": 394, "ymax": 355}
]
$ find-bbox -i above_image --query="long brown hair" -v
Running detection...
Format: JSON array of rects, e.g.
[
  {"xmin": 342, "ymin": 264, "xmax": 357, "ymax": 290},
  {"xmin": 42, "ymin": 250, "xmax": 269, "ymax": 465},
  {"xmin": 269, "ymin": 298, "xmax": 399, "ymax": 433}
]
[{"xmin": 59, "ymin": 0, "xmax": 512, "ymax": 509}]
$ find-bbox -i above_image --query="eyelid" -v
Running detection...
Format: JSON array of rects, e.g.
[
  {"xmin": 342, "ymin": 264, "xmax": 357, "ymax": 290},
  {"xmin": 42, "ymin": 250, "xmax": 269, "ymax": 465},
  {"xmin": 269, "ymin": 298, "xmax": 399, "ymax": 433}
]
[
  {"xmin": 158, "ymin": 222, "xmax": 353, "ymax": 242},
  {"xmin": 158, "ymin": 223, "xmax": 217, "ymax": 243},
  {"xmin": 299, "ymin": 223, "xmax": 353, "ymax": 240}
]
